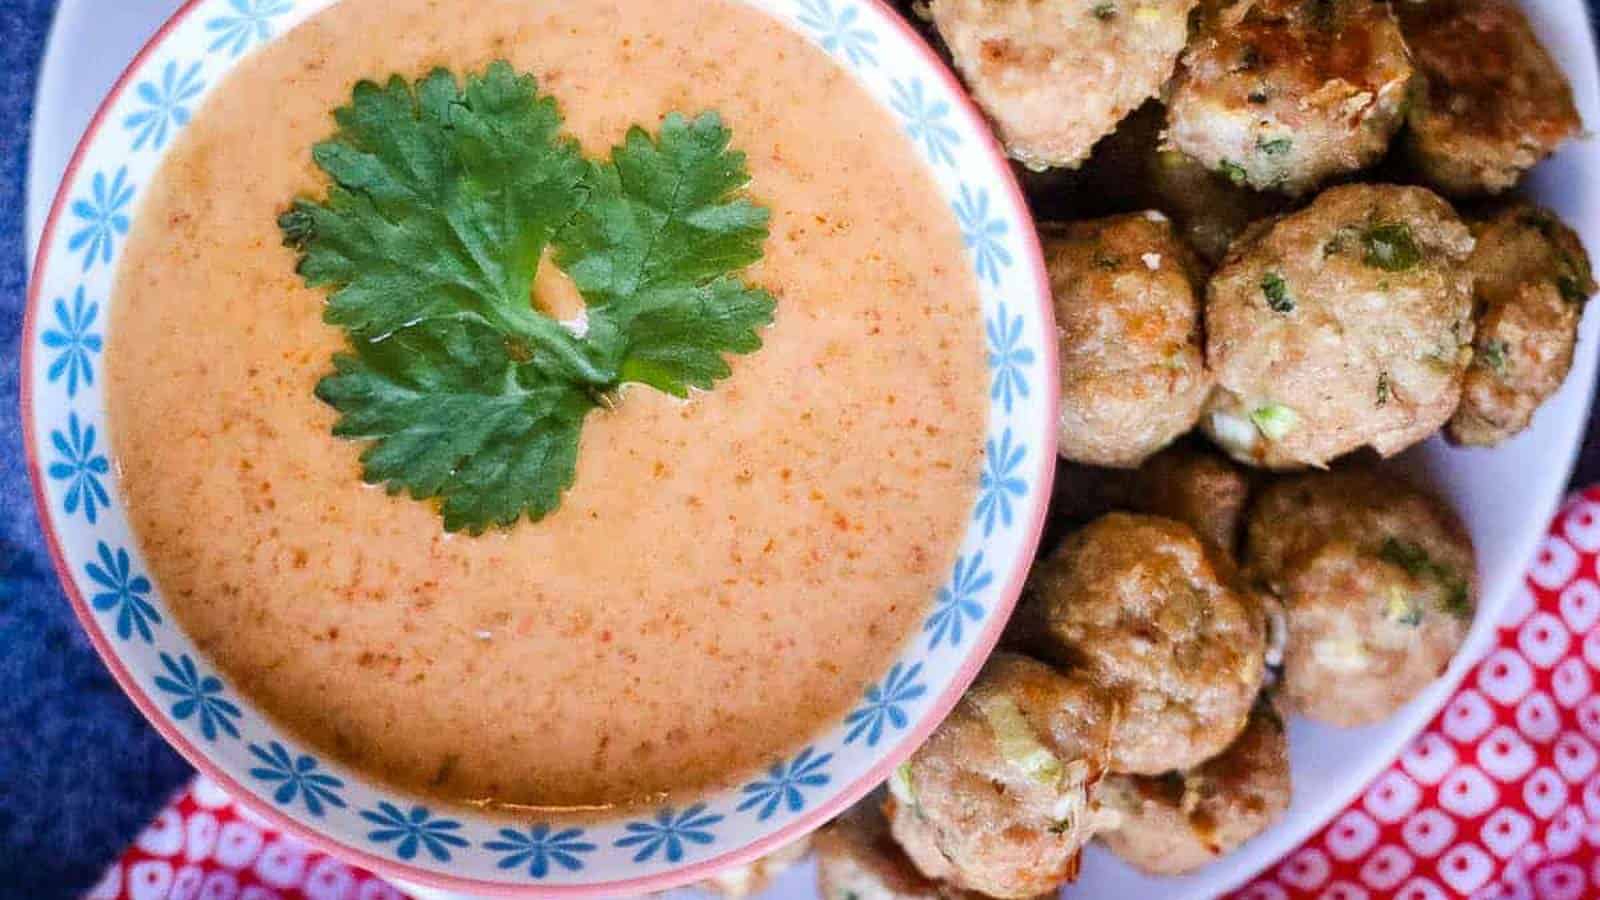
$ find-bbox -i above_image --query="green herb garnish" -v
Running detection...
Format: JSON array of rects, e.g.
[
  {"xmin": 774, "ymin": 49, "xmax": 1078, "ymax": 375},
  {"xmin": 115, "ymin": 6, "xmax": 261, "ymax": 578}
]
[
  {"xmin": 1376, "ymin": 371, "xmax": 1390, "ymax": 407},
  {"xmin": 1092, "ymin": 2, "xmax": 1117, "ymax": 19},
  {"xmin": 1379, "ymin": 537, "xmax": 1472, "ymax": 621},
  {"xmin": 1383, "ymin": 588, "xmax": 1424, "ymax": 626},
  {"xmin": 1480, "ymin": 339, "xmax": 1510, "ymax": 375},
  {"xmin": 1257, "ymin": 137, "xmax": 1292, "ymax": 156},
  {"xmin": 1261, "ymin": 271, "xmax": 1294, "ymax": 313},
  {"xmin": 1220, "ymin": 160, "xmax": 1249, "ymax": 186},
  {"xmin": 1362, "ymin": 222, "xmax": 1422, "ymax": 271},
  {"xmin": 1250, "ymin": 404, "xmax": 1298, "ymax": 441},
  {"xmin": 282, "ymin": 63, "xmax": 776, "ymax": 532}
]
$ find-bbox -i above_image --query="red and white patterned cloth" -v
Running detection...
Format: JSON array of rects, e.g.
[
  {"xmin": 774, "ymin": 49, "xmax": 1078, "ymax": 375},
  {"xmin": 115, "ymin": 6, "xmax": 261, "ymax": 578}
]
[
  {"xmin": 92, "ymin": 489, "xmax": 1600, "ymax": 900},
  {"xmin": 85, "ymin": 775, "xmax": 402, "ymax": 900}
]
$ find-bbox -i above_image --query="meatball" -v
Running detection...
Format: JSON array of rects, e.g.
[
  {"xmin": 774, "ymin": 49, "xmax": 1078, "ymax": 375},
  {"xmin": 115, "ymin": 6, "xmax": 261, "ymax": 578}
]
[
  {"xmin": 929, "ymin": 0, "xmax": 1196, "ymax": 170},
  {"xmin": 1024, "ymin": 514, "xmax": 1266, "ymax": 773},
  {"xmin": 887, "ymin": 654, "xmax": 1116, "ymax": 899},
  {"xmin": 1126, "ymin": 442, "xmax": 1253, "ymax": 556},
  {"xmin": 1166, "ymin": 0, "xmax": 1414, "ymax": 195},
  {"xmin": 1058, "ymin": 101, "xmax": 1292, "ymax": 263},
  {"xmin": 1049, "ymin": 213, "xmax": 1212, "ymax": 468},
  {"xmin": 1245, "ymin": 468, "xmax": 1477, "ymax": 727},
  {"xmin": 1203, "ymin": 184, "xmax": 1476, "ymax": 469},
  {"xmin": 1400, "ymin": 0, "xmax": 1583, "ymax": 196},
  {"xmin": 816, "ymin": 793, "xmax": 1046, "ymax": 900},
  {"xmin": 1096, "ymin": 700, "xmax": 1291, "ymax": 874},
  {"xmin": 1143, "ymin": 143, "xmax": 1293, "ymax": 265},
  {"xmin": 696, "ymin": 837, "xmax": 811, "ymax": 897},
  {"xmin": 1448, "ymin": 204, "xmax": 1595, "ymax": 446}
]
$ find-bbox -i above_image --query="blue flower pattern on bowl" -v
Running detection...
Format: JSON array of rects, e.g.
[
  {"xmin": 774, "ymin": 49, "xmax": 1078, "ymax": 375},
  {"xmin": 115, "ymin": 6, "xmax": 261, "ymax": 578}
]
[
  {"xmin": 484, "ymin": 825, "xmax": 598, "ymax": 878},
  {"xmin": 248, "ymin": 741, "xmax": 347, "ymax": 817},
  {"xmin": 48, "ymin": 412, "xmax": 110, "ymax": 524},
  {"xmin": 86, "ymin": 542, "xmax": 159, "ymax": 642},
  {"xmin": 66, "ymin": 168, "xmax": 133, "ymax": 272},
  {"xmin": 796, "ymin": 0, "xmax": 878, "ymax": 67},
  {"xmin": 362, "ymin": 803, "xmax": 470, "ymax": 862},
  {"xmin": 954, "ymin": 183, "xmax": 1013, "ymax": 287},
  {"xmin": 42, "ymin": 286, "xmax": 102, "ymax": 398},
  {"xmin": 154, "ymin": 653, "xmax": 242, "ymax": 742},
  {"xmin": 975, "ymin": 428, "xmax": 1026, "ymax": 536},
  {"xmin": 987, "ymin": 302, "xmax": 1034, "ymax": 415},
  {"xmin": 206, "ymin": 0, "xmax": 294, "ymax": 57},
  {"xmin": 615, "ymin": 804, "xmax": 725, "ymax": 863},
  {"xmin": 125, "ymin": 60, "xmax": 206, "ymax": 151},
  {"xmin": 844, "ymin": 661, "xmax": 927, "ymax": 746},
  {"xmin": 26, "ymin": 0, "xmax": 1059, "ymax": 886},
  {"xmin": 737, "ymin": 747, "xmax": 834, "ymax": 821},
  {"xmin": 925, "ymin": 552, "xmax": 992, "ymax": 650},
  {"xmin": 890, "ymin": 78, "xmax": 960, "ymax": 168}
]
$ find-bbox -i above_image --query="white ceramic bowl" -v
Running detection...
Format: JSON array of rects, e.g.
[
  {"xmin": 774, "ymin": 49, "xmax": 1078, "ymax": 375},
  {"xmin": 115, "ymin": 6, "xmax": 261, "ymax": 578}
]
[{"xmin": 20, "ymin": 0, "xmax": 1057, "ymax": 894}]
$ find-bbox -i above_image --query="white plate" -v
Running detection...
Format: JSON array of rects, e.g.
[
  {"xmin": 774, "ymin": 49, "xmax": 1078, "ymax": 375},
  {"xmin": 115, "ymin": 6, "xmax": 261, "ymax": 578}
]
[{"xmin": 29, "ymin": 1, "xmax": 1600, "ymax": 897}]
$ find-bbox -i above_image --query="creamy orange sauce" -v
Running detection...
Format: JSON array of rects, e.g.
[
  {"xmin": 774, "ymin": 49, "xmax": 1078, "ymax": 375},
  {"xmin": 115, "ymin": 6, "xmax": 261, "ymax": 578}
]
[{"xmin": 107, "ymin": 0, "xmax": 987, "ymax": 811}]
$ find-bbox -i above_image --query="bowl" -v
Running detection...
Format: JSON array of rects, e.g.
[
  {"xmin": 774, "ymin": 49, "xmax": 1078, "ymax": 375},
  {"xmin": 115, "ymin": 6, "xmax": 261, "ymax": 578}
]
[{"xmin": 19, "ymin": 0, "xmax": 1057, "ymax": 894}]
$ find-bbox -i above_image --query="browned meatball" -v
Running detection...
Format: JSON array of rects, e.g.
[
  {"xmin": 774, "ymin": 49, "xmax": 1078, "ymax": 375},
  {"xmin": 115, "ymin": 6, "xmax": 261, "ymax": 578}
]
[
  {"xmin": 816, "ymin": 793, "xmax": 1047, "ymax": 900},
  {"xmin": 929, "ymin": 0, "xmax": 1197, "ymax": 170},
  {"xmin": 1203, "ymin": 184, "xmax": 1476, "ymax": 468},
  {"xmin": 1024, "ymin": 514, "xmax": 1266, "ymax": 774},
  {"xmin": 1449, "ymin": 204, "xmax": 1596, "ymax": 446},
  {"xmin": 696, "ymin": 837, "xmax": 811, "ymax": 897},
  {"xmin": 1245, "ymin": 468, "xmax": 1477, "ymax": 727},
  {"xmin": 1049, "ymin": 213, "xmax": 1212, "ymax": 468},
  {"xmin": 1096, "ymin": 700, "xmax": 1291, "ymax": 874},
  {"xmin": 1400, "ymin": 0, "xmax": 1583, "ymax": 196},
  {"xmin": 1167, "ymin": 0, "xmax": 1415, "ymax": 195},
  {"xmin": 1126, "ymin": 443, "xmax": 1253, "ymax": 556},
  {"xmin": 887, "ymin": 654, "xmax": 1116, "ymax": 899},
  {"xmin": 1021, "ymin": 102, "xmax": 1291, "ymax": 264}
]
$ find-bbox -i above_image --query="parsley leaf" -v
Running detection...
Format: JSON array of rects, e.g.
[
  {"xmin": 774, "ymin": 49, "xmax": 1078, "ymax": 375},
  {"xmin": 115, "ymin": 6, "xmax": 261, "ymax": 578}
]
[
  {"xmin": 554, "ymin": 112, "xmax": 776, "ymax": 396},
  {"xmin": 283, "ymin": 63, "xmax": 775, "ymax": 532}
]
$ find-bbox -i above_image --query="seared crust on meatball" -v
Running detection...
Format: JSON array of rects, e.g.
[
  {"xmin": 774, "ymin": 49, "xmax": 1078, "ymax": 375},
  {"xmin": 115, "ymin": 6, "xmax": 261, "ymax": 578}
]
[
  {"xmin": 1245, "ymin": 468, "xmax": 1477, "ymax": 727},
  {"xmin": 1126, "ymin": 443, "xmax": 1253, "ymax": 556},
  {"xmin": 1400, "ymin": 0, "xmax": 1583, "ymax": 196},
  {"xmin": 1049, "ymin": 213, "xmax": 1213, "ymax": 468},
  {"xmin": 887, "ymin": 654, "xmax": 1116, "ymax": 899},
  {"xmin": 1096, "ymin": 700, "xmax": 1291, "ymax": 875},
  {"xmin": 1025, "ymin": 514, "xmax": 1267, "ymax": 774},
  {"xmin": 1203, "ymin": 184, "xmax": 1476, "ymax": 469},
  {"xmin": 930, "ymin": 0, "xmax": 1197, "ymax": 170},
  {"xmin": 1166, "ymin": 0, "xmax": 1414, "ymax": 195},
  {"xmin": 697, "ymin": 837, "xmax": 811, "ymax": 898},
  {"xmin": 1448, "ymin": 204, "xmax": 1595, "ymax": 446},
  {"xmin": 817, "ymin": 794, "xmax": 1041, "ymax": 900}
]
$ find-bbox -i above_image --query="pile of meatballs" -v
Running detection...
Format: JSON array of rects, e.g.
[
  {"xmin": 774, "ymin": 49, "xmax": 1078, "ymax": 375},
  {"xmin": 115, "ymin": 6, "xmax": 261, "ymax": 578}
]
[{"xmin": 698, "ymin": 0, "xmax": 1597, "ymax": 896}]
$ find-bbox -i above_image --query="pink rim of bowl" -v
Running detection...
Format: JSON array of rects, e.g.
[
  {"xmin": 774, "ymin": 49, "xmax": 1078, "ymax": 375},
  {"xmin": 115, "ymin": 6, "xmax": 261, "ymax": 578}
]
[{"xmin": 21, "ymin": 0, "xmax": 1058, "ymax": 894}]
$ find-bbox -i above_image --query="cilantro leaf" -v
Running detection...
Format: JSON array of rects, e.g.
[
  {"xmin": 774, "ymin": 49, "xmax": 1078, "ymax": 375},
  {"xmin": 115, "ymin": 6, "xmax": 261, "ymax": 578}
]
[
  {"xmin": 279, "ymin": 62, "xmax": 605, "ymax": 385},
  {"xmin": 283, "ymin": 65, "xmax": 776, "ymax": 532},
  {"xmin": 316, "ymin": 320, "xmax": 594, "ymax": 534},
  {"xmin": 555, "ymin": 112, "xmax": 776, "ymax": 396}
]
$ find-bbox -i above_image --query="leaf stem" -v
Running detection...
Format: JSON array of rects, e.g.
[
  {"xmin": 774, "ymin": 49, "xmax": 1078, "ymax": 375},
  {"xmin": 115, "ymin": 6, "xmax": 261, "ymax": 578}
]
[{"xmin": 502, "ymin": 306, "xmax": 615, "ymax": 388}]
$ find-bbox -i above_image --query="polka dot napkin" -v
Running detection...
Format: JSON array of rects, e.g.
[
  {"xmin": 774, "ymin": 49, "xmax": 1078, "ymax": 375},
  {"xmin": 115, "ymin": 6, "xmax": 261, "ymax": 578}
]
[{"xmin": 91, "ymin": 489, "xmax": 1600, "ymax": 900}]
